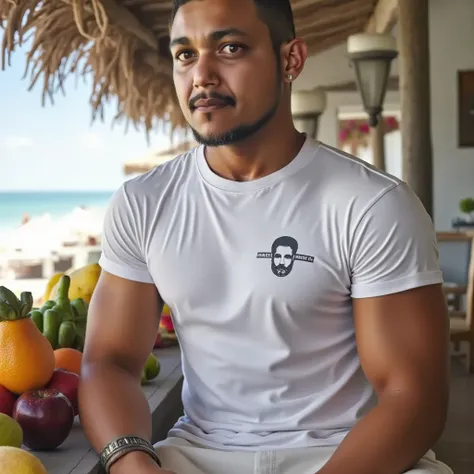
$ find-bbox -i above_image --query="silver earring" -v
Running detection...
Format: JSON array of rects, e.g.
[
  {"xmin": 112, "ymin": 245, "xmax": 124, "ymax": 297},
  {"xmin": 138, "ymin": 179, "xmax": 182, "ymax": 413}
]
[{"xmin": 287, "ymin": 74, "xmax": 293, "ymax": 81}]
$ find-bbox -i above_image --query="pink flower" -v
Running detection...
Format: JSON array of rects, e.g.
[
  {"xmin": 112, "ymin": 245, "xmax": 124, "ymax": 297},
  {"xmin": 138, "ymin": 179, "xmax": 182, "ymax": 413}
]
[{"xmin": 385, "ymin": 117, "xmax": 398, "ymax": 129}]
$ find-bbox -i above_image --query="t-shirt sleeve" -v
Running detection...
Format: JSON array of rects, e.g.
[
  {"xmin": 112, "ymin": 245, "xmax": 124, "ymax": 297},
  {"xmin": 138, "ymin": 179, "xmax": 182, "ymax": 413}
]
[
  {"xmin": 349, "ymin": 182, "xmax": 443, "ymax": 298},
  {"xmin": 98, "ymin": 184, "xmax": 154, "ymax": 284}
]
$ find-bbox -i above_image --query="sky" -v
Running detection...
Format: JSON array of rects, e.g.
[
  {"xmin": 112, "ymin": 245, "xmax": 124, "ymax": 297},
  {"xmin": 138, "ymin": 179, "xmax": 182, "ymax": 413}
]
[{"xmin": 0, "ymin": 43, "xmax": 175, "ymax": 191}]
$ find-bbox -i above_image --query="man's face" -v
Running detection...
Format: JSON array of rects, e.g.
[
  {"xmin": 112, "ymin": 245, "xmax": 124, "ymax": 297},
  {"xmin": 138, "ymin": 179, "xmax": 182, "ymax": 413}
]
[
  {"xmin": 272, "ymin": 245, "xmax": 295, "ymax": 277},
  {"xmin": 170, "ymin": 0, "xmax": 282, "ymax": 146}
]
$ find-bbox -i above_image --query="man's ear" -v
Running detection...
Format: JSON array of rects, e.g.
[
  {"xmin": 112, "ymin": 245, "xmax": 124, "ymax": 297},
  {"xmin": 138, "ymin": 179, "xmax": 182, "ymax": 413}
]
[{"xmin": 281, "ymin": 38, "xmax": 308, "ymax": 84}]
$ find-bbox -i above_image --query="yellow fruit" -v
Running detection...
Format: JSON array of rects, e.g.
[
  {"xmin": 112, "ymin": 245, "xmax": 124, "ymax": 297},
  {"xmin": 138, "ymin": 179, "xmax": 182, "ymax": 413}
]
[
  {"xmin": 42, "ymin": 272, "xmax": 64, "ymax": 302},
  {"xmin": 0, "ymin": 414, "xmax": 23, "ymax": 448},
  {"xmin": 0, "ymin": 446, "xmax": 48, "ymax": 473},
  {"xmin": 50, "ymin": 263, "xmax": 101, "ymax": 303}
]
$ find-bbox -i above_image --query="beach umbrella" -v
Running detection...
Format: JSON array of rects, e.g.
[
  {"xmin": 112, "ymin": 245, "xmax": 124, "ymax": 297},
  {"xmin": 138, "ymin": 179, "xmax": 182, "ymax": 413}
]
[
  {"xmin": 0, "ymin": 214, "xmax": 63, "ymax": 256},
  {"xmin": 55, "ymin": 207, "xmax": 104, "ymax": 242}
]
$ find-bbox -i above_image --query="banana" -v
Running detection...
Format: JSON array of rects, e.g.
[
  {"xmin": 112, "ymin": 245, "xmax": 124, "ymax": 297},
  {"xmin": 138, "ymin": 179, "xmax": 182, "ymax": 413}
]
[
  {"xmin": 50, "ymin": 263, "xmax": 101, "ymax": 303},
  {"xmin": 42, "ymin": 272, "xmax": 64, "ymax": 302}
]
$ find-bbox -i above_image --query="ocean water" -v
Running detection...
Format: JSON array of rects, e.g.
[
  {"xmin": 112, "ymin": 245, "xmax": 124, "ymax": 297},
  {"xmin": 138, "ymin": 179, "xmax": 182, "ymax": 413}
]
[{"xmin": 0, "ymin": 191, "xmax": 115, "ymax": 232}]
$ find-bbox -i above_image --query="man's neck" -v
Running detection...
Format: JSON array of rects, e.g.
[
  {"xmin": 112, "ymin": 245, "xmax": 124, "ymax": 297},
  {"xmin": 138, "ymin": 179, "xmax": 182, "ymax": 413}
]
[{"xmin": 204, "ymin": 125, "xmax": 306, "ymax": 182}]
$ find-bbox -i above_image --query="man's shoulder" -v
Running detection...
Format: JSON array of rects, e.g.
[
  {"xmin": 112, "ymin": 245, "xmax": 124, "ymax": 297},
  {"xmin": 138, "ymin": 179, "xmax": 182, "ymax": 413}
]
[
  {"xmin": 317, "ymin": 142, "xmax": 401, "ymax": 188},
  {"xmin": 122, "ymin": 146, "xmax": 198, "ymax": 197},
  {"xmin": 313, "ymin": 141, "xmax": 404, "ymax": 213}
]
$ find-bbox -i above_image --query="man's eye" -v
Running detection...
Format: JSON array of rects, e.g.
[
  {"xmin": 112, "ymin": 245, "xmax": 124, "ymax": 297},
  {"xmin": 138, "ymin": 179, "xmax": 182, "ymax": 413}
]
[
  {"xmin": 176, "ymin": 50, "xmax": 195, "ymax": 61},
  {"xmin": 221, "ymin": 44, "xmax": 243, "ymax": 54}
]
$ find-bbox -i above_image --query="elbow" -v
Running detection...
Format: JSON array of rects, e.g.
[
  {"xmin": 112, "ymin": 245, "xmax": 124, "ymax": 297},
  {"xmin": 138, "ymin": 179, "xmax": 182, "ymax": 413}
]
[{"xmin": 386, "ymin": 383, "xmax": 449, "ymax": 444}]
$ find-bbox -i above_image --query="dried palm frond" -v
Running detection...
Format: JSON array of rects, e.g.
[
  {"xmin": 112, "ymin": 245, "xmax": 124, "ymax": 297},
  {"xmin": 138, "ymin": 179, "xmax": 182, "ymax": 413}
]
[{"xmin": 0, "ymin": 0, "xmax": 185, "ymax": 136}]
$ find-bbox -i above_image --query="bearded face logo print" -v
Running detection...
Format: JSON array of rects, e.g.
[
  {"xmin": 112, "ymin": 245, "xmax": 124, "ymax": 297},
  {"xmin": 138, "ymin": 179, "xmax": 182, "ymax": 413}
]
[{"xmin": 256, "ymin": 236, "xmax": 315, "ymax": 277}]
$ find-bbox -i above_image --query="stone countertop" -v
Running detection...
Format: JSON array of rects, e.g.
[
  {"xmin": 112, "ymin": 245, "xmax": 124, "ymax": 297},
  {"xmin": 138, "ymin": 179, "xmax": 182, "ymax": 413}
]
[{"xmin": 33, "ymin": 347, "xmax": 183, "ymax": 474}]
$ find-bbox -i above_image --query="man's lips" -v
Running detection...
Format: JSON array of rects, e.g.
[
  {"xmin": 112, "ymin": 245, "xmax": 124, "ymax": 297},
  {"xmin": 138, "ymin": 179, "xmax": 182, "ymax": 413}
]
[{"xmin": 193, "ymin": 98, "xmax": 231, "ymax": 112}]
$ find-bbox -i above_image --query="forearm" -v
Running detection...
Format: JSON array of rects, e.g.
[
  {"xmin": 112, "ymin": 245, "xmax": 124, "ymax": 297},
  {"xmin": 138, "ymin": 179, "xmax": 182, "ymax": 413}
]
[
  {"xmin": 317, "ymin": 392, "xmax": 446, "ymax": 474},
  {"xmin": 78, "ymin": 360, "xmax": 153, "ymax": 464}
]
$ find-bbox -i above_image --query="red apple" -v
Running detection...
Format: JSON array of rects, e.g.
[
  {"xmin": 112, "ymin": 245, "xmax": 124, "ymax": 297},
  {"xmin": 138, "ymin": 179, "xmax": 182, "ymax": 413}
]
[
  {"xmin": 12, "ymin": 388, "xmax": 74, "ymax": 450},
  {"xmin": 45, "ymin": 369, "xmax": 80, "ymax": 416},
  {"xmin": 0, "ymin": 384, "xmax": 16, "ymax": 417}
]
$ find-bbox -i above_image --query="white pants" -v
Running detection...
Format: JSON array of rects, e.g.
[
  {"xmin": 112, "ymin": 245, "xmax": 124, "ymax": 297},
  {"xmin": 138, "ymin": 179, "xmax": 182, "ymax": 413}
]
[{"xmin": 155, "ymin": 437, "xmax": 453, "ymax": 474}]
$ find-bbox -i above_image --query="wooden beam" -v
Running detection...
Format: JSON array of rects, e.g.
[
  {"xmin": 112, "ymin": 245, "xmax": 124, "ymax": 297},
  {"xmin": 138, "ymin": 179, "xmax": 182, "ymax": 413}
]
[
  {"xmin": 295, "ymin": 0, "xmax": 372, "ymax": 36},
  {"xmin": 303, "ymin": 17, "xmax": 367, "ymax": 42},
  {"xmin": 306, "ymin": 25, "xmax": 363, "ymax": 55},
  {"xmin": 321, "ymin": 76, "xmax": 399, "ymax": 93},
  {"xmin": 365, "ymin": 0, "xmax": 398, "ymax": 33}
]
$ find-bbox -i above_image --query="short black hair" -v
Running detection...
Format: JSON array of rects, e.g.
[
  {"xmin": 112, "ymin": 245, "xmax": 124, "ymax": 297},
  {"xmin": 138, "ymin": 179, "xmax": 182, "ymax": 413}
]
[
  {"xmin": 170, "ymin": 0, "xmax": 296, "ymax": 52},
  {"xmin": 272, "ymin": 236, "xmax": 298, "ymax": 256}
]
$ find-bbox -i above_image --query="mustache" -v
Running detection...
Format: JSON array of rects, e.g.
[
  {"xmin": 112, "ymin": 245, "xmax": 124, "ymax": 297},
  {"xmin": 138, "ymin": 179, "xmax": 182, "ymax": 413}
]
[{"xmin": 189, "ymin": 92, "xmax": 236, "ymax": 111}]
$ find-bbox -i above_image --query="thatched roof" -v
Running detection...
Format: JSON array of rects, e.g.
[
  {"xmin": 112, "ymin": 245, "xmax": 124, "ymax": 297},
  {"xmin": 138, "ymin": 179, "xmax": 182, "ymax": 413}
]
[{"xmin": 0, "ymin": 0, "xmax": 380, "ymax": 134}]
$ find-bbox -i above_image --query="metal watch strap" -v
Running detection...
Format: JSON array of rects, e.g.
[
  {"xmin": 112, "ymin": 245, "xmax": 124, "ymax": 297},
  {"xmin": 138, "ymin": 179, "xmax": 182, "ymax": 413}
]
[{"xmin": 100, "ymin": 436, "xmax": 161, "ymax": 472}]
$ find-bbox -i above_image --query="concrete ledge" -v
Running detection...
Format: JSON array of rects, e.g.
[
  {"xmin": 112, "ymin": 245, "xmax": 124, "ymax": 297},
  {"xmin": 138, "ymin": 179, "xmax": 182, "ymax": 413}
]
[{"xmin": 34, "ymin": 347, "xmax": 183, "ymax": 474}]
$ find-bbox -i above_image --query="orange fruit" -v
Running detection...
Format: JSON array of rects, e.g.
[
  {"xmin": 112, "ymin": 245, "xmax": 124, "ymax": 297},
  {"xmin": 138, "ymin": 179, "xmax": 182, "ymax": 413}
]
[
  {"xmin": 54, "ymin": 348, "xmax": 83, "ymax": 376},
  {"xmin": 0, "ymin": 318, "xmax": 55, "ymax": 394}
]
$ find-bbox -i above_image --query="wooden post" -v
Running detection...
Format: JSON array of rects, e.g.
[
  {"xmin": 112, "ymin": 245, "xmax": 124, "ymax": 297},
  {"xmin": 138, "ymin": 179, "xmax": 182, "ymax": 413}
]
[
  {"xmin": 370, "ymin": 117, "xmax": 386, "ymax": 170},
  {"xmin": 398, "ymin": 0, "xmax": 433, "ymax": 216}
]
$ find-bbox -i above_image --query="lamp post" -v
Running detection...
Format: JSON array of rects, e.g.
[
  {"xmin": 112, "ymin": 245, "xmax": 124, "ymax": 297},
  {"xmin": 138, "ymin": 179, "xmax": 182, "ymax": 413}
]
[
  {"xmin": 347, "ymin": 33, "xmax": 398, "ymax": 170},
  {"xmin": 291, "ymin": 88, "xmax": 327, "ymax": 139},
  {"xmin": 347, "ymin": 33, "xmax": 398, "ymax": 127}
]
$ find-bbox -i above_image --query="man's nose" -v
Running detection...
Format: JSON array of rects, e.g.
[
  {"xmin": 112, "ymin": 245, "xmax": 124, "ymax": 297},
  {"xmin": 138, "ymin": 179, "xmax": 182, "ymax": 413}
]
[{"xmin": 193, "ymin": 55, "xmax": 219, "ymax": 89}]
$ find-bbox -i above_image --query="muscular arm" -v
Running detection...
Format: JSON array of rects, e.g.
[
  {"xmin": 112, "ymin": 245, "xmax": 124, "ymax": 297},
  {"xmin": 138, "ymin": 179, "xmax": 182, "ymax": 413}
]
[
  {"xmin": 318, "ymin": 283, "xmax": 450, "ymax": 474},
  {"xmin": 78, "ymin": 270, "xmax": 167, "ymax": 473}
]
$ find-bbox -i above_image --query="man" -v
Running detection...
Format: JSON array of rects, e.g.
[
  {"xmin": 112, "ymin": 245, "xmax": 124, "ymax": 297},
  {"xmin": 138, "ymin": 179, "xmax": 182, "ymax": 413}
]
[{"xmin": 78, "ymin": 1, "xmax": 452, "ymax": 473}]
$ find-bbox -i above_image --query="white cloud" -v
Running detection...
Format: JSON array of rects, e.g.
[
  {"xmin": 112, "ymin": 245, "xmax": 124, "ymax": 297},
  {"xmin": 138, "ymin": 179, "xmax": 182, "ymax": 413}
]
[
  {"xmin": 79, "ymin": 132, "xmax": 105, "ymax": 150},
  {"xmin": 2, "ymin": 135, "xmax": 33, "ymax": 149}
]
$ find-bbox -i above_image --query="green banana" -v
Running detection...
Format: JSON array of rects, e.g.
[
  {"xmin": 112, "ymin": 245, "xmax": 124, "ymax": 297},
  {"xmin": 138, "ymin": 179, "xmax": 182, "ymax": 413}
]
[
  {"xmin": 42, "ymin": 309, "xmax": 63, "ymax": 348},
  {"xmin": 30, "ymin": 310, "xmax": 44, "ymax": 332},
  {"xmin": 39, "ymin": 300, "xmax": 55, "ymax": 314},
  {"xmin": 53, "ymin": 275, "xmax": 74, "ymax": 321},
  {"xmin": 71, "ymin": 298, "xmax": 88, "ymax": 321},
  {"xmin": 58, "ymin": 321, "xmax": 77, "ymax": 348}
]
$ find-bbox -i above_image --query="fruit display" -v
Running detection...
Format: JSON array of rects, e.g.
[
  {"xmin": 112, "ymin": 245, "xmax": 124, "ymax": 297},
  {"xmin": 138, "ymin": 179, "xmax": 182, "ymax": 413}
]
[
  {"xmin": 0, "ymin": 446, "xmax": 48, "ymax": 473},
  {"xmin": 0, "ymin": 268, "xmax": 167, "ymax": 460},
  {"xmin": 13, "ymin": 389, "xmax": 75, "ymax": 450},
  {"xmin": 30, "ymin": 275, "xmax": 88, "ymax": 351},
  {"xmin": 46, "ymin": 263, "xmax": 101, "ymax": 304},
  {"xmin": 0, "ymin": 287, "xmax": 55, "ymax": 395}
]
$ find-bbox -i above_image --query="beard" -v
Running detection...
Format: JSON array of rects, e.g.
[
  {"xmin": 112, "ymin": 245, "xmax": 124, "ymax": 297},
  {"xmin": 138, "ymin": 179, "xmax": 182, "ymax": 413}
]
[
  {"xmin": 190, "ymin": 70, "xmax": 282, "ymax": 147},
  {"xmin": 272, "ymin": 262, "xmax": 294, "ymax": 277}
]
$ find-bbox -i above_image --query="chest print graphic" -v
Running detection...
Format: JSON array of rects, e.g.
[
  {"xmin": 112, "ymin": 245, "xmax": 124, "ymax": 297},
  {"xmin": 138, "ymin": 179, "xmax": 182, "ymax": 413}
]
[{"xmin": 256, "ymin": 236, "xmax": 315, "ymax": 277}]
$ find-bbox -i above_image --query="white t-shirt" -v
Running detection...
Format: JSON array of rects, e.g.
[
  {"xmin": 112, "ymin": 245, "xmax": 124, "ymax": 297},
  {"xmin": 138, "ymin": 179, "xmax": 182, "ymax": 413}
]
[{"xmin": 98, "ymin": 136, "xmax": 443, "ymax": 451}]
